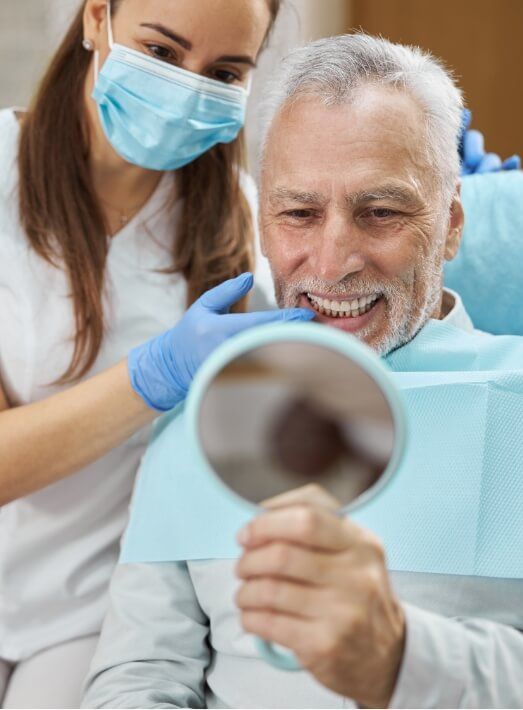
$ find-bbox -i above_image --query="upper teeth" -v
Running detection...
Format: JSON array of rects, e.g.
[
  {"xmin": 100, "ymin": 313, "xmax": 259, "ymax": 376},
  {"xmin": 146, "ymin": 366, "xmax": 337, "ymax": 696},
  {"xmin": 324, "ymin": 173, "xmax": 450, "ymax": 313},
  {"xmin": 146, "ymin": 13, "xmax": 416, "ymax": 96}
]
[{"xmin": 307, "ymin": 293, "xmax": 379, "ymax": 314}]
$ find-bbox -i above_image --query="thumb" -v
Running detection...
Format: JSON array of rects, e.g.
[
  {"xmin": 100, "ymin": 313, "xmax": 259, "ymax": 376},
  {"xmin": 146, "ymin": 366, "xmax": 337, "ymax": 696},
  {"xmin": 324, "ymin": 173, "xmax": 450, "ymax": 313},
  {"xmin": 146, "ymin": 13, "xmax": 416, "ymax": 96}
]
[
  {"xmin": 458, "ymin": 108, "xmax": 472, "ymax": 156},
  {"xmin": 198, "ymin": 273, "xmax": 254, "ymax": 313}
]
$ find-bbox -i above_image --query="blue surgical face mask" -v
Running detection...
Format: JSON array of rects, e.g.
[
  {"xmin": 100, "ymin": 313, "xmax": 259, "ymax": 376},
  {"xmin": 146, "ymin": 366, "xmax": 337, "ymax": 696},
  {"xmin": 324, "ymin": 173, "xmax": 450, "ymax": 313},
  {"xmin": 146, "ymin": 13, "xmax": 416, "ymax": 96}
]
[{"xmin": 91, "ymin": 3, "xmax": 250, "ymax": 171}]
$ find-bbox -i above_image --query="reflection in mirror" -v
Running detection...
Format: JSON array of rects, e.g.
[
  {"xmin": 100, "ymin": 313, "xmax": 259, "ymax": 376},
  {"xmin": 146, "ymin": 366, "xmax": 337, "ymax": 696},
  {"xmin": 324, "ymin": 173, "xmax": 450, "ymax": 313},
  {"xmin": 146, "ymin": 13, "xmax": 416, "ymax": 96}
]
[{"xmin": 199, "ymin": 341, "xmax": 395, "ymax": 509}]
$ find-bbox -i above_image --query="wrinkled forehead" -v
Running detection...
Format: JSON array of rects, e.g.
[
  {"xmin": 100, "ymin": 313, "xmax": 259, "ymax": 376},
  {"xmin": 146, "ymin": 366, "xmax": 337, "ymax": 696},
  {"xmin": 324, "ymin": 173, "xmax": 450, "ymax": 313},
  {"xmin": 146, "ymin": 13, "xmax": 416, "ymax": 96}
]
[{"xmin": 262, "ymin": 85, "xmax": 435, "ymax": 200}]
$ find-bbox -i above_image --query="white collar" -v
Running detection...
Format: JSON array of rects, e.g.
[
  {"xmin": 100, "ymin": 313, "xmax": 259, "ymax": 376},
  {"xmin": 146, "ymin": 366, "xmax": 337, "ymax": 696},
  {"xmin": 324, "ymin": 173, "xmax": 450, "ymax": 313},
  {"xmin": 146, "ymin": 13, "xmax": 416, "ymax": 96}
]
[{"xmin": 441, "ymin": 287, "xmax": 474, "ymax": 333}]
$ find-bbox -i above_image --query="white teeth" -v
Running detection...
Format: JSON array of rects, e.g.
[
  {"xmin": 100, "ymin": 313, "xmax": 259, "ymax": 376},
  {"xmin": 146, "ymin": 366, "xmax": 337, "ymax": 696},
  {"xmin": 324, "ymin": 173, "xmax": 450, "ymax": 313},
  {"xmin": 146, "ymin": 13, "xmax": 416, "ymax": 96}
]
[{"xmin": 306, "ymin": 292, "xmax": 380, "ymax": 319}]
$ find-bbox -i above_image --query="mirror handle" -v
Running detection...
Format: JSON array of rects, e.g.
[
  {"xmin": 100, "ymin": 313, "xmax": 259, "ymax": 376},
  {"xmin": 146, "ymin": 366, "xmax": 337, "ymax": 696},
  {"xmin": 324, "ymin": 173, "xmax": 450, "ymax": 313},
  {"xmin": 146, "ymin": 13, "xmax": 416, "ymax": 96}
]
[{"xmin": 254, "ymin": 637, "xmax": 301, "ymax": 671}]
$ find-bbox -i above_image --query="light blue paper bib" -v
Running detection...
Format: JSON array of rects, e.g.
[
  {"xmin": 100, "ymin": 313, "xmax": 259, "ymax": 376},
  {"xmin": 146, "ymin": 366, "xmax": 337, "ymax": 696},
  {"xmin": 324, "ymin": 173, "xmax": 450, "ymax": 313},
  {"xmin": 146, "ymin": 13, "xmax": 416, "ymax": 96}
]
[{"xmin": 121, "ymin": 320, "xmax": 523, "ymax": 578}]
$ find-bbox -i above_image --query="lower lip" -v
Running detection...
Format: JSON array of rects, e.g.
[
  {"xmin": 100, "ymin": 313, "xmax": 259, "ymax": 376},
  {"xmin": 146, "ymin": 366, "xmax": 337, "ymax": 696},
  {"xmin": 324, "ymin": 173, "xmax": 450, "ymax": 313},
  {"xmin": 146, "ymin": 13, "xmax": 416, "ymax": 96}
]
[{"xmin": 299, "ymin": 294, "xmax": 384, "ymax": 333}]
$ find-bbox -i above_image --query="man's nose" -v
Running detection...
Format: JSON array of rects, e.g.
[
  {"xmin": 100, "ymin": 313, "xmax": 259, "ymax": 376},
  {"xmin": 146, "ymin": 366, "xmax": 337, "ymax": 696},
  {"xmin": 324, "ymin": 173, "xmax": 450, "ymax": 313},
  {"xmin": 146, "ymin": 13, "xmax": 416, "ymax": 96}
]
[{"xmin": 312, "ymin": 213, "xmax": 365, "ymax": 282}]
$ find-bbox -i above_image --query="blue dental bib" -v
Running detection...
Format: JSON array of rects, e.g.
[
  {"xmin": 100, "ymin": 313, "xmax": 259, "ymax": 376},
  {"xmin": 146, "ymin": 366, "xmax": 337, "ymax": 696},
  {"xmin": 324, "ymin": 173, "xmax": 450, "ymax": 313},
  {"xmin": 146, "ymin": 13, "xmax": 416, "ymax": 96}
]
[{"xmin": 121, "ymin": 319, "xmax": 523, "ymax": 579}]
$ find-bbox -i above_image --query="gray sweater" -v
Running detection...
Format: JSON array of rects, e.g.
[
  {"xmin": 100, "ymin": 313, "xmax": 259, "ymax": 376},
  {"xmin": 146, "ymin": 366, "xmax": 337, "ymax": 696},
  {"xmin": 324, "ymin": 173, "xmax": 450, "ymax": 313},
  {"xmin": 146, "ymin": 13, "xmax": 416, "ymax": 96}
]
[{"xmin": 82, "ymin": 560, "xmax": 523, "ymax": 708}]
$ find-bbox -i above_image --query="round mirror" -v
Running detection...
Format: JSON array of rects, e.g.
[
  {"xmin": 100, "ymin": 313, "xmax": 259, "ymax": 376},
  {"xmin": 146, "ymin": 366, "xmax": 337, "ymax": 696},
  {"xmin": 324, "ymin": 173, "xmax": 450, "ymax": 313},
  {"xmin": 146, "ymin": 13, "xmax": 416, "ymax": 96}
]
[{"xmin": 196, "ymin": 332, "xmax": 403, "ymax": 513}]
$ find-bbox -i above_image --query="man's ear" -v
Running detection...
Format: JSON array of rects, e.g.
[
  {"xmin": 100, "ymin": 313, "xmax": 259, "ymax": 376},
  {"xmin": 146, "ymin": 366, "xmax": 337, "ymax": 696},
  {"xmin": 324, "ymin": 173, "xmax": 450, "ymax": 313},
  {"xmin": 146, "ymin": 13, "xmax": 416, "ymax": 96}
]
[{"xmin": 444, "ymin": 183, "xmax": 465, "ymax": 262}]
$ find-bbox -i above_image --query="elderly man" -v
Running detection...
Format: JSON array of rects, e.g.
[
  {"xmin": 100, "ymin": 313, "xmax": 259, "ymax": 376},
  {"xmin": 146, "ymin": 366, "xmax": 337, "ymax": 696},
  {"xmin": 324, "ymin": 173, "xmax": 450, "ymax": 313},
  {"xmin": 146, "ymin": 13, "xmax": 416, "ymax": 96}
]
[{"xmin": 82, "ymin": 35, "xmax": 523, "ymax": 709}]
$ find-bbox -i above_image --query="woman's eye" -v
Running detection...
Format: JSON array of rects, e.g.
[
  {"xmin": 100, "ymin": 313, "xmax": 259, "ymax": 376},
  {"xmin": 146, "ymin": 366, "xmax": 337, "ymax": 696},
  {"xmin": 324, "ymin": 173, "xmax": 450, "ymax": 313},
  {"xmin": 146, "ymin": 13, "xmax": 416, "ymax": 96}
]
[
  {"xmin": 146, "ymin": 44, "xmax": 176, "ymax": 62},
  {"xmin": 212, "ymin": 68, "xmax": 240, "ymax": 84}
]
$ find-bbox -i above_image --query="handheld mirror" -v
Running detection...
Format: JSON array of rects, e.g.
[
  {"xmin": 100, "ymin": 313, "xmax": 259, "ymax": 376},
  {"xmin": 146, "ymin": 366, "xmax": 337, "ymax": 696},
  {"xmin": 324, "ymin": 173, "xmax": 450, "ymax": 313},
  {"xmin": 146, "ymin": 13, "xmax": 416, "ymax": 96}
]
[{"xmin": 187, "ymin": 322, "xmax": 406, "ymax": 671}]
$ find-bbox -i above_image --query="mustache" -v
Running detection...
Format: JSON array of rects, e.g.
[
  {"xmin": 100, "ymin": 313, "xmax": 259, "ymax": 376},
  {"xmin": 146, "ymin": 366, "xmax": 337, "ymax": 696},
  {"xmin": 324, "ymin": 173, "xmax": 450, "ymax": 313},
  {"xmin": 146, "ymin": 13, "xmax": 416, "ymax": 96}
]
[{"xmin": 282, "ymin": 275, "xmax": 407, "ymax": 302}]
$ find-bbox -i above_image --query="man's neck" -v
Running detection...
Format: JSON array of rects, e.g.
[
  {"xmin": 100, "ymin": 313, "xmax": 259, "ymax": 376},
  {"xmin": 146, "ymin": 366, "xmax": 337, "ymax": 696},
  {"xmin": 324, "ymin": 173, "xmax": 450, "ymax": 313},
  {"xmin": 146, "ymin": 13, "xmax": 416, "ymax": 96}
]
[{"xmin": 440, "ymin": 290, "xmax": 455, "ymax": 319}]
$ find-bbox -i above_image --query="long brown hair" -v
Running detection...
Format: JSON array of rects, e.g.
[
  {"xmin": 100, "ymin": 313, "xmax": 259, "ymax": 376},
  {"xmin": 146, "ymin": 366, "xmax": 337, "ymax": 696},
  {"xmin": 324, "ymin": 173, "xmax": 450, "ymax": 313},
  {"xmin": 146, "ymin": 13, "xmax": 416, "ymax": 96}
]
[{"xmin": 17, "ymin": 0, "xmax": 280, "ymax": 383}]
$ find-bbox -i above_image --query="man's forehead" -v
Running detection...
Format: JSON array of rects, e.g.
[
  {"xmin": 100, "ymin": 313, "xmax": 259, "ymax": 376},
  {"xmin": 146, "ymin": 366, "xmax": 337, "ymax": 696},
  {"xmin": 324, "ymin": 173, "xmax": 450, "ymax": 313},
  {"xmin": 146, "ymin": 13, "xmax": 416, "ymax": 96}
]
[
  {"xmin": 273, "ymin": 85, "xmax": 425, "ymax": 137},
  {"xmin": 263, "ymin": 89, "xmax": 430, "ymax": 200}
]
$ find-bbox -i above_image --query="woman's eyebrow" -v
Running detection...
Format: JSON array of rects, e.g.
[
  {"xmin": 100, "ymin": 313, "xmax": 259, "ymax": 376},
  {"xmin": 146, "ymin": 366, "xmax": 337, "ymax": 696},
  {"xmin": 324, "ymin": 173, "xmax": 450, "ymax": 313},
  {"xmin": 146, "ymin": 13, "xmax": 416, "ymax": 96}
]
[
  {"xmin": 139, "ymin": 24, "xmax": 256, "ymax": 66},
  {"xmin": 215, "ymin": 55, "xmax": 256, "ymax": 67},
  {"xmin": 140, "ymin": 23, "xmax": 193, "ymax": 50}
]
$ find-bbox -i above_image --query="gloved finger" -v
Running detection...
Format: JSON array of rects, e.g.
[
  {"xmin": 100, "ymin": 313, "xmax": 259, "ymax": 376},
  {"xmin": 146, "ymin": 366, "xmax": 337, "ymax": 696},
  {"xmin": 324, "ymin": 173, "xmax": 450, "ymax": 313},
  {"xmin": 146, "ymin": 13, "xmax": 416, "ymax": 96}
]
[
  {"xmin": 458, "ymin": 108, "xmax": 472, "ymax": 156},
  {"xmin": 198, "ymin": 273, "xmax": 254, "ymax": 313},
  {"xmin": 462, "ymin": 129, "xmax": 485, "ymax": 170},
  {"xmin": 224, "ymin": 307, "xmax": 315, "ymax": 335},
  {"xmin": 476, "ymin": 152, "xmax": 502, "ymax": 173},
  {"xmin": 501, "ymin": 155, "xmax": 521, "ymax": 171}
]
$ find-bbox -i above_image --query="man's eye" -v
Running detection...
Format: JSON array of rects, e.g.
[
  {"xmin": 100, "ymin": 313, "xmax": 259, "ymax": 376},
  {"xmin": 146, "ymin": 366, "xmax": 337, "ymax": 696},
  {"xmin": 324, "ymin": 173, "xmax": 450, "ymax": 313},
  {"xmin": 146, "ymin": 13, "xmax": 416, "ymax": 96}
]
[
  {"xmin": 211, "ymin": 68, "xmax": 240, "ymax": 84},
  {"xmin": 368, "ymin": 208, "xmax": 398, "ymax": 219},
  {"xmin": 284, "ymin": 209, "xmax": 314, "ymax": 219},
  {"xmin": 146, "ymin": 44, "xmax": 176, "ymax": 62}
]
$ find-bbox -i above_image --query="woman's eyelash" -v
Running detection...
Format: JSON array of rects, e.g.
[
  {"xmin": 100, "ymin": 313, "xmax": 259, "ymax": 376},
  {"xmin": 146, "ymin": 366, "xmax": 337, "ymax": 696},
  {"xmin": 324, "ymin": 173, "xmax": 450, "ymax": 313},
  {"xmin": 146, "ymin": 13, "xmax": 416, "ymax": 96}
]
[
  {"xmin": 213, "ymin": 69, "xmax": 240, "ymax": 84},
  {"xmin": 146, "ymin": 44, "xmax": 175, "ymax": 60},
  {"xmin": 144, "ymin": 47, "xmax": 240, "ymax": 84}
]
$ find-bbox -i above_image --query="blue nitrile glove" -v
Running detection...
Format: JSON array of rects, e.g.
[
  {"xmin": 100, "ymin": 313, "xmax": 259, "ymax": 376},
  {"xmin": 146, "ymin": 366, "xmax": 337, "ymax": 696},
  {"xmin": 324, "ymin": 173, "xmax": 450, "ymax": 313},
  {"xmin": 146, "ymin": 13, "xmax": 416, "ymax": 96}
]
[
  {"xmin": 128, "ymin": 272, "xmax": 315, "ymax": 411},
  {"xmin": 459, "ymin": 108, "xmax": 521, "ymax": 175}
]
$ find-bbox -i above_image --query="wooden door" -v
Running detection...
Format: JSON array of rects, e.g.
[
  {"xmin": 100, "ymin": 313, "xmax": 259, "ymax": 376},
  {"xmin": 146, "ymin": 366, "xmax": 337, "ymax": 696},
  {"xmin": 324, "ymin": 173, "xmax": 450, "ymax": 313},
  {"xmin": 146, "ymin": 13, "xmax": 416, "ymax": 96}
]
[{"xmin": 349, "ymin": 0, "xmax": 523, "ymax": 158}]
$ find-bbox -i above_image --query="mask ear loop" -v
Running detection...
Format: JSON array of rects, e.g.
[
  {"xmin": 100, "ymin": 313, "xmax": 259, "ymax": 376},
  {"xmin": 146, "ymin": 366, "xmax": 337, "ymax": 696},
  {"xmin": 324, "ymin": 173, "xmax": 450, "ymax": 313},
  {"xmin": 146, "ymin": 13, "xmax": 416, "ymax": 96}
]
[
  {"xmin": 93, "ymin": 49, "xmax": 100, "ymax": 84},
  {"xmin": 106, "ymin": 0, "xmax": 115, "ymax": 50}
]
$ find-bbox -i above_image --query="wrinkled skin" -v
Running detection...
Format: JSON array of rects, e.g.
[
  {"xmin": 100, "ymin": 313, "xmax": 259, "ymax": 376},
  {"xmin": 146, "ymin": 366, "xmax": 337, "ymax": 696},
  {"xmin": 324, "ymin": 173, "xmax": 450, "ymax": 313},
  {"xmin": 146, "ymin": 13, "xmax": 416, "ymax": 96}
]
[{"xmin": 260, "ymin": 86, "xmax": 464, "ymax": 355}]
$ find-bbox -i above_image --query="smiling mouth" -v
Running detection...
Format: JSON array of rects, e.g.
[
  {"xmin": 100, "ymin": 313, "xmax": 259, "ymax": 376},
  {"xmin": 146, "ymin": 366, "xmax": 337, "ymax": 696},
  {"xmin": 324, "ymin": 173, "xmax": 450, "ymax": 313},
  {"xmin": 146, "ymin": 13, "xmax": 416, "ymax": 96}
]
[{"xmin": 306, "ymin": 292, "xmax": 381, "ymax": 318}]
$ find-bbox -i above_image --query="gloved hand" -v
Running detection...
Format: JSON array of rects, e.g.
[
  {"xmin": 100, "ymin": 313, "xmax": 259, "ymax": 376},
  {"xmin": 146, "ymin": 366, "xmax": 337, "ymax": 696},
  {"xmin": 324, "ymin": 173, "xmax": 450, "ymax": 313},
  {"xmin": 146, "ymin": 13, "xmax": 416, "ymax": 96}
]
[
  {"xmin": 128, "ymin": 272, "xmax": 315, "ymax": 411},
  {"xmin": 459, "ymin": 108, "xmax": 521, "ymax": 175}
]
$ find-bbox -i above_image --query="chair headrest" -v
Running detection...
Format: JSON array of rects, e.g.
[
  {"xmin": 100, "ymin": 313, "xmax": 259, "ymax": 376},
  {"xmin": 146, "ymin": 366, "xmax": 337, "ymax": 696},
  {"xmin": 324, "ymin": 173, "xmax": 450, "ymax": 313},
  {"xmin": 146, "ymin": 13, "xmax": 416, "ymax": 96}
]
[{"xmin": 444, "ymin": 172, "xmax": 523, "ymax": 336}]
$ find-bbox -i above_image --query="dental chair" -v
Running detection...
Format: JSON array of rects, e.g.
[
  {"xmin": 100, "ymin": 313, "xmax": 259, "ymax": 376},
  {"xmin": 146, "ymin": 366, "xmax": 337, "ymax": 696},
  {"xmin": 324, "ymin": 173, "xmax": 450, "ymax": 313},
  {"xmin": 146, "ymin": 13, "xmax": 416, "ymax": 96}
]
[{"xmin": 445, "ymin": 171, "xmax": 523, "ymax": 336}]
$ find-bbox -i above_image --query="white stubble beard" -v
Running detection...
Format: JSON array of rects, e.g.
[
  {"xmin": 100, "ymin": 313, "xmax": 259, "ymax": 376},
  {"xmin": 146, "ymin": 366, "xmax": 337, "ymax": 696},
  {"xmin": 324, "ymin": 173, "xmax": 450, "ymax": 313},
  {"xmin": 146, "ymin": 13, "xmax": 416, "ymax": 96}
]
[{"xmin": 270, "ymin": 239, "xmax": 446, "ymax": 356}]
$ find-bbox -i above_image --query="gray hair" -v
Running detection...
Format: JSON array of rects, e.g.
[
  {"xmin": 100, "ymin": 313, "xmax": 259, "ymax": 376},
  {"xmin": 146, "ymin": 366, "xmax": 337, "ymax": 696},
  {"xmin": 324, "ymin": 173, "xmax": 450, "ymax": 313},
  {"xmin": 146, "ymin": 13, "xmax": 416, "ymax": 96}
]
[{"xmin": 260, "ymin": 33, "xmax": 464, "ymax": 199}]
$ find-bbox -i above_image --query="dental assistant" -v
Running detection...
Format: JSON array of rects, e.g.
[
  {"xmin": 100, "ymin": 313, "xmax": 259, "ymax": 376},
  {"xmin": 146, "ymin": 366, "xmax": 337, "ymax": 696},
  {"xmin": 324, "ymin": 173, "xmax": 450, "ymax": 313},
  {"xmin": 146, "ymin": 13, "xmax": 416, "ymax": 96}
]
[{"xmin": 0, "ymin": 0, "xmax": 319, "ymax": 705}]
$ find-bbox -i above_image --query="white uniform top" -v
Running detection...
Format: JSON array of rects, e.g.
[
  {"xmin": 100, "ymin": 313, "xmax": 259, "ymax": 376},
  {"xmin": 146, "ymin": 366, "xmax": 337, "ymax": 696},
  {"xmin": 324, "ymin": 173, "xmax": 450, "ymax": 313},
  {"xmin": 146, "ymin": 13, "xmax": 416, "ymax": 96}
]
[{"xmin": 0, "ymin": 108, "xmax": 272, "ymax": 661}]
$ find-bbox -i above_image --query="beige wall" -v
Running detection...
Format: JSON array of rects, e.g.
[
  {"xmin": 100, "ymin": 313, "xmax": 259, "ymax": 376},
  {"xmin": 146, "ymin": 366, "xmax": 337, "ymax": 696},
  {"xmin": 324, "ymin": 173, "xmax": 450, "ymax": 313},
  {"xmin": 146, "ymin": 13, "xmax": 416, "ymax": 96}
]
[
  {"xmin": 0, "ymin": 0, "xmax": 79, "ymax": 108},
  {"xmin": 294, "ymin": 0, "xmax": 347, "ymax": 42}
]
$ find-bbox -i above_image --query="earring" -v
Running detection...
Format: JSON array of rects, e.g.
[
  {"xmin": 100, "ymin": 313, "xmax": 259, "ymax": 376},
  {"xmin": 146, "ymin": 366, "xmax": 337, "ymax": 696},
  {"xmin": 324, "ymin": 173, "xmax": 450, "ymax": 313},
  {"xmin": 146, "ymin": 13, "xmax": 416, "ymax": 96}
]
[{"xmin": 82, "ymin": 39, "xmax": 94, "ymax": 51}]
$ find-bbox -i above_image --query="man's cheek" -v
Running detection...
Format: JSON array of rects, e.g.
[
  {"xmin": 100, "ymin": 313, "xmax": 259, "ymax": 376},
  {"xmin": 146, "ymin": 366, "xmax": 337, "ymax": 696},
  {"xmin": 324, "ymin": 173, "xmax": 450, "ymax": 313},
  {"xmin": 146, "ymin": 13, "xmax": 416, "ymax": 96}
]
[
  {"xmin": 374, "ymin": 226, "xmax": 430, "ymax": 280},
  {"xmin": 265, "ymin": 232, "xmax": 307, "ymax": 277},
  {"xmin": 405, "ymin": 216, "xmax": 440, "ymax": 257}
]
